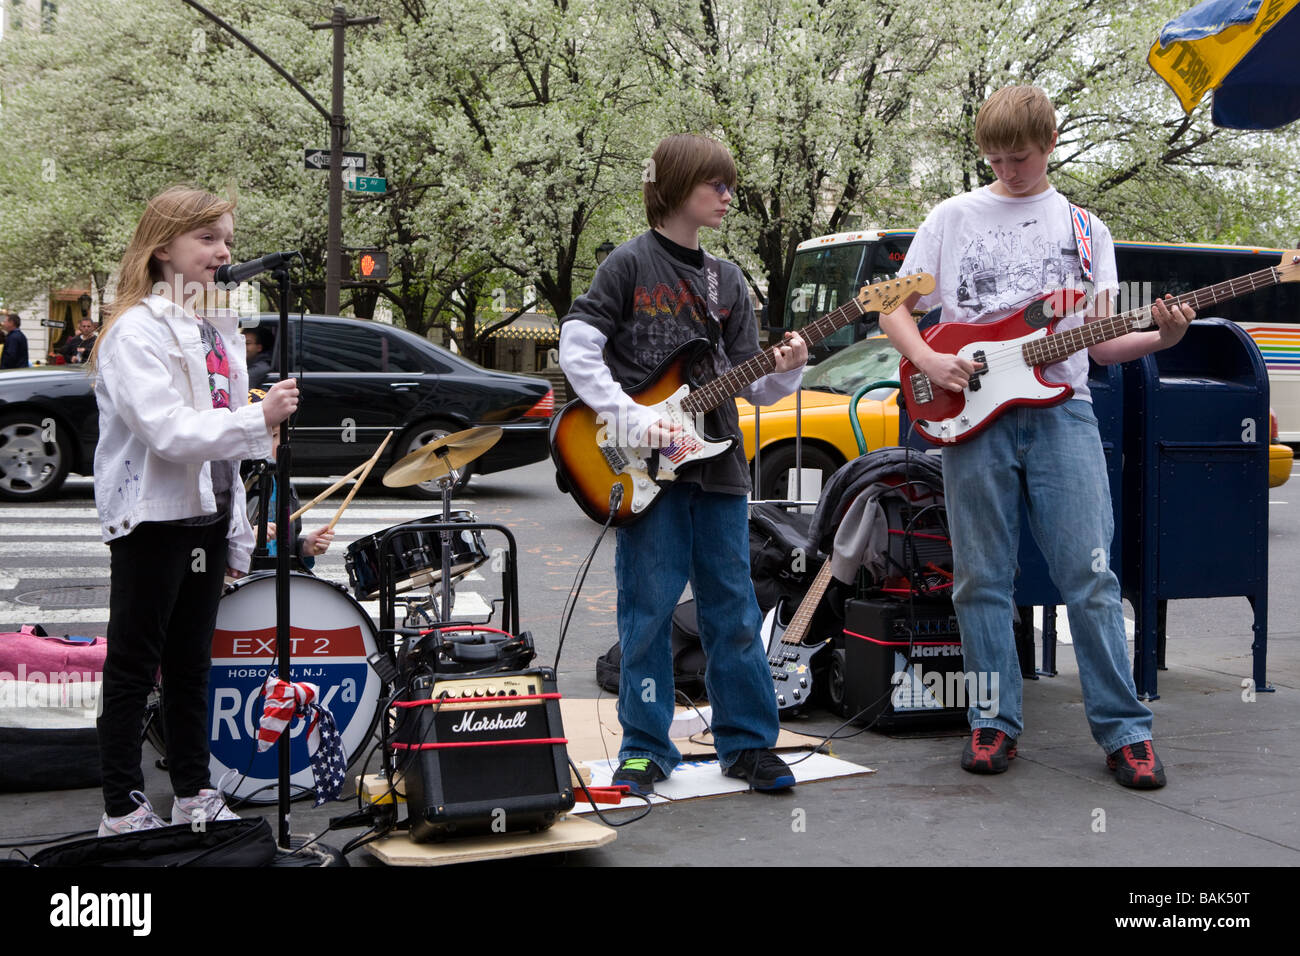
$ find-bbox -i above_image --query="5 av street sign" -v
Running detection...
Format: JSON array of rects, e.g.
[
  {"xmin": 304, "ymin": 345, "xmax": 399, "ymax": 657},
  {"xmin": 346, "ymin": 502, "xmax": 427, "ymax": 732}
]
[
  {"xmin": 344, "ymin": 175, "xmax": 387, "ymax": 194},
  {"xmin": 304, "ymin": 149, "xmax": 366, "ymax": 171}
]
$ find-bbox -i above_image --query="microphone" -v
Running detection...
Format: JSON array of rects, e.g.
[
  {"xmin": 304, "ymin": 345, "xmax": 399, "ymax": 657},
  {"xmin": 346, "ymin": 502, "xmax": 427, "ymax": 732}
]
[{"xmin": 215, "ymin": 251, "xmax": 299, "ymax": 285}]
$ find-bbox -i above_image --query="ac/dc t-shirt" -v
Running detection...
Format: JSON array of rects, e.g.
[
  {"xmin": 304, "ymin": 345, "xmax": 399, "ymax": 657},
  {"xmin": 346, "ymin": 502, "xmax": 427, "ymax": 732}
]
[
  {"xmin": 561, "ymin": 230, "xmax": 761, "ymax": 494},
  {"xmin": 900, "ymin": 186, "xmax": 1120, "ymax": 401}
]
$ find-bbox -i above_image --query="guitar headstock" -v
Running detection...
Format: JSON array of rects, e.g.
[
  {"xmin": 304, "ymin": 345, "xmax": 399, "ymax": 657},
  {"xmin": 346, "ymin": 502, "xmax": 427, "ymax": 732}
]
[
  {"xmin": 1278, "ymin": 250, "xmax": 1300, "ymax": 282},
  {"xmin": 856, "ymin": 272, "xmax": 936, "ymax": 315}
]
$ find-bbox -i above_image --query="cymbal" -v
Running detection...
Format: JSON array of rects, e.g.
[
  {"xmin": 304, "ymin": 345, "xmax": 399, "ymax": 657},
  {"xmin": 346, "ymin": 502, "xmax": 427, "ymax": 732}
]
[{"xmin": 382, "ymin": 425, "xmax": 503, "ymax": 488}]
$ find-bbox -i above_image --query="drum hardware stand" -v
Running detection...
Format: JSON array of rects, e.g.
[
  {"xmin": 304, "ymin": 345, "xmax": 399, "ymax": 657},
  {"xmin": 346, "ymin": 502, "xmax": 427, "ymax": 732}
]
[{"xmin": 270, "ymin": 264, "xmax": 296, "ymax": 850}]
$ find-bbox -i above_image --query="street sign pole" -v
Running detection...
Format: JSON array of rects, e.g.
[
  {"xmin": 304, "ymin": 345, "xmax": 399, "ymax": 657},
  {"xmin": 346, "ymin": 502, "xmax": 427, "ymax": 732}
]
[
  {"xmin": 327, "ymin": 8, "xmax": 344, "ymax": 316},
  {"xmin": 312, "ymin": 5, "xmax": 379, "ymax": 318}
]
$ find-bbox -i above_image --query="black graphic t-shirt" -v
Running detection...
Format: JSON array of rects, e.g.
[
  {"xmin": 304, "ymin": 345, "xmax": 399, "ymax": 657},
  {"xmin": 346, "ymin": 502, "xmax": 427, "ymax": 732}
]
[{"xmin": 562, "ymin": 231, "xmax": 760, "ymax": 494}]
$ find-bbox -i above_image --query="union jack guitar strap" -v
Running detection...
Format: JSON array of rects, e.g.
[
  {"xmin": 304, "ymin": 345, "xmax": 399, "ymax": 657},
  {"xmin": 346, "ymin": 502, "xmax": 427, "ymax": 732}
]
[{"xmin": 1069, "ymin": 201, "xmax": 1095, "ymax": 284}]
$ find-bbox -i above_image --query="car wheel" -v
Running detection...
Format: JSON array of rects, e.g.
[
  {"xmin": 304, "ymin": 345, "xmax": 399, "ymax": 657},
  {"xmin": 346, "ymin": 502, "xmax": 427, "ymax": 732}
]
[
  {"xmin": 395, "ymin": 421, "xmax": 474, "ymax": 499},
  {"xmin": 755, "ymin": 443, "xmax": 840, "ymax": 501},
  {"xmin": 0, "ymin": 411, "xmax": 73, "ymax": 502}
]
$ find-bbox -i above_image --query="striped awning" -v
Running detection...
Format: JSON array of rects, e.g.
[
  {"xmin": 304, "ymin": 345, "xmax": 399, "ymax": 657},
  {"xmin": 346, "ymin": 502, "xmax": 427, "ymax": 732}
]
[{"xmin": 486, "ymin": 312, "xmax": 560, "ymax": 341}]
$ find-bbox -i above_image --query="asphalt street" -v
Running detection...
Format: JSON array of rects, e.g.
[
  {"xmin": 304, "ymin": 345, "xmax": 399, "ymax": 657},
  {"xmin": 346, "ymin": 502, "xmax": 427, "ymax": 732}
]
[{"xmin": 1, "ymin": 456, "xmax": 1298, "ymax": 886}]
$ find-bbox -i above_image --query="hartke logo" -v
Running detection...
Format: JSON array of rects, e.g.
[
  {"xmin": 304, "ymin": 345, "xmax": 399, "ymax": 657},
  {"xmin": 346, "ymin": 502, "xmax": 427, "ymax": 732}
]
[
  {"xmin": 451, "ymin": 710, "xmax": 528, "ymax": 733},
  {"xmin": 914, "ymin": 645, "xmax": 962, "ymax": 657}
]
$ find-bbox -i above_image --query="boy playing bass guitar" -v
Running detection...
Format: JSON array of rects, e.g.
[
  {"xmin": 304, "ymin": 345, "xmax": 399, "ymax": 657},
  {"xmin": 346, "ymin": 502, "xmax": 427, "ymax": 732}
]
[{"xmin": 880, "ymin": 86, "xmax": 1192, "ymax": 789}]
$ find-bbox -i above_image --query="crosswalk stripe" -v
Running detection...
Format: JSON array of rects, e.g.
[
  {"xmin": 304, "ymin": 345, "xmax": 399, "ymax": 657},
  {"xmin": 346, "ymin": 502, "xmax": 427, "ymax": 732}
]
[{"xmin": 0, "ymin": 503, "xmax": 476, "ymax": 520}]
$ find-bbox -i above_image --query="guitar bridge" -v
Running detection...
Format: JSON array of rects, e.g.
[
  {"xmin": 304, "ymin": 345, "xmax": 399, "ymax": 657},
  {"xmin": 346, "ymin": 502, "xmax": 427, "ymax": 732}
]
[
  {"xmin": 600, "ymin": 444, "xmax": 630, "ymax": 473},
  {"xmin": 909, "ymin": 371, "xmax": 934, "ymax": 404}
]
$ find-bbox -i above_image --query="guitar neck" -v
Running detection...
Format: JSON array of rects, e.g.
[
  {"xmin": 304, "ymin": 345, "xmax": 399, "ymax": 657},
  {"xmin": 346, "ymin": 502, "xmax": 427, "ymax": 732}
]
[
  {"xmin": 780, "ymin": 560, "xmax": 835, "ymax": 647},
  {"xmin": 1024, "ymin": 264, "xmax": 1282, "ymax": 367},
  {"xmin": 681, "ymin": 299, "xmax": 866, "ymax": 416}
]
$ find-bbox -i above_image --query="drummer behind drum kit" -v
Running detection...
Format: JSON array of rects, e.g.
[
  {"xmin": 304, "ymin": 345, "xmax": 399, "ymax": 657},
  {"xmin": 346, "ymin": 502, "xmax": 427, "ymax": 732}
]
[{"xmin": 208, "ymin": 426, "xmax": 575, "ymax": 841}]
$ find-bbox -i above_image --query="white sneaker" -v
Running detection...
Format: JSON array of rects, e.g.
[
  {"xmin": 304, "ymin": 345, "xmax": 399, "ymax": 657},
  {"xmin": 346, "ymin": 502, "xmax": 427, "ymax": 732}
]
[
  {"xmin": 98, "ymin": 790, "xmax": 168, "ymax": 837},
  {"xmin": 171, "ymin": 788, "xmax": 240, "ymax": 826}
]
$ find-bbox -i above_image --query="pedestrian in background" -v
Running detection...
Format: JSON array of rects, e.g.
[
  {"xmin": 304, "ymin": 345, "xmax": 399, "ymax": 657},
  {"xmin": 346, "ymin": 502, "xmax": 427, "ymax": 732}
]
[
  {"xmin": 61, "ymin": 317, "xmax": 99, "ymax": 364},
  {"xmin": 0, "ymin": 313, "xmax": 28, "ymax": 368}
]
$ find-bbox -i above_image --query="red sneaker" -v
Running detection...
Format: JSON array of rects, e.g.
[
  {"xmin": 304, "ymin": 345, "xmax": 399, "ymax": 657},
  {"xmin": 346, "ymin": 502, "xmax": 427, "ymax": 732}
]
[
  {"xmin": 960, "ymin": 728, "xmax": 1017, "ymax": 774},
  {"xmin": 1107, "ymin": 741, "xmax": 1167, "ymax": 789}
]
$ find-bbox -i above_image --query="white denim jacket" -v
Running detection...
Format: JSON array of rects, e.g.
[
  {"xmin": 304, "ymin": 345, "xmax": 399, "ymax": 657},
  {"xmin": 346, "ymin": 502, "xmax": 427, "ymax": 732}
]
[{"xmin": 93, "ymin": 296, "xmax": 273, "ymax": 572}]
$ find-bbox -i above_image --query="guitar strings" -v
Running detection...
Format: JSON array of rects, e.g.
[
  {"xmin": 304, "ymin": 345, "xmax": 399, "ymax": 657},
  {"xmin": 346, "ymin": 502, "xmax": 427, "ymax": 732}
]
[{"xmin": 919, "ymin": 264, "xmax": 1283, "ymax": 387}]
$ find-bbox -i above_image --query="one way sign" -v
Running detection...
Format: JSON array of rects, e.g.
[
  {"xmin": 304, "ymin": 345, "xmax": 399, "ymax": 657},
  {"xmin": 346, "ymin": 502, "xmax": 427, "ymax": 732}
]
[{"xmin": 304, "ymin": 149, "xmax": 366, "ymax": 171}]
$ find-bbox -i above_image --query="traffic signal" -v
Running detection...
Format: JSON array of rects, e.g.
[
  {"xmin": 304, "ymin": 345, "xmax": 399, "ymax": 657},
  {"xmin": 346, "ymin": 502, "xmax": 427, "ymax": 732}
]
[{"xmin": 355, "ymin": 248, "xmax": 389, "ymax": 280}]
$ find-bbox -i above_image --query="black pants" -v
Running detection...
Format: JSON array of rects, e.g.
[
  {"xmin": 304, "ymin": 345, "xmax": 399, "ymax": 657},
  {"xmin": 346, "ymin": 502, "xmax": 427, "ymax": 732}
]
[{"xmin": 99, "ymin": 519, "xmax": 228, "ymax": 816}]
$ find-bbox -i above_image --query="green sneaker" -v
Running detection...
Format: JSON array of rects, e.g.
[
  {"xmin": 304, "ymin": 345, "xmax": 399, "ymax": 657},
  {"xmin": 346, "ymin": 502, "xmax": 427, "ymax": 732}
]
[{"xmin": 611, "ymin": 757, "xmax": 666, "ymax": 796}]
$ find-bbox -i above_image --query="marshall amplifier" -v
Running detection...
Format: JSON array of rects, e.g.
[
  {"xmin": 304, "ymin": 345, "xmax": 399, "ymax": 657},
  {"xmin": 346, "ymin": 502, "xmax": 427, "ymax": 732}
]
[
  {"xmin": 838, "ymin": 597, "xmax": 969, "ymax": 729},
  {"xmin": 391, "ymin": 667, "xmax": 575, "ymax": 842}
]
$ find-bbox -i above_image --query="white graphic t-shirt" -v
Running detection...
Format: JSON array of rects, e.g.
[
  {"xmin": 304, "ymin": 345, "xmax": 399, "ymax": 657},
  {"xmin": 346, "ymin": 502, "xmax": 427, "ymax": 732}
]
[{"xmin": 900, "ymin": 185, "xmax": 1119, "ymax": 400}]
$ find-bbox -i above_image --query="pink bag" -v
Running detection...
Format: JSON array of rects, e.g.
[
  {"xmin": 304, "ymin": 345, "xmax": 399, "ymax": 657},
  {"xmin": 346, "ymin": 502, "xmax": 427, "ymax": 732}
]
[{"xmin": 0, "ymin": 625, "xmax": 107, "ymax": 792}]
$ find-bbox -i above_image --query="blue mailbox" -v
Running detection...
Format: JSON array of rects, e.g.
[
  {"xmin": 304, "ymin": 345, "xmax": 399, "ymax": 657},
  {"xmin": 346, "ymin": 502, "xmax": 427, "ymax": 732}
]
[{"xmin": 1121, "ymin": 319, "xmax": 1271, "ymax": 698}]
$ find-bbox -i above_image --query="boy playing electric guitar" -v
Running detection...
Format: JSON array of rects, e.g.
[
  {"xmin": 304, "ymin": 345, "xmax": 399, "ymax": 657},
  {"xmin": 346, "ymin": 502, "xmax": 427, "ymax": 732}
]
[
  {"xmin": 559, "ymin": 133, "xmax": 807, "ymax": 795},
  {"xmin": 880, "ymin": 86, "xmax": 1192, "ymax": 789}
]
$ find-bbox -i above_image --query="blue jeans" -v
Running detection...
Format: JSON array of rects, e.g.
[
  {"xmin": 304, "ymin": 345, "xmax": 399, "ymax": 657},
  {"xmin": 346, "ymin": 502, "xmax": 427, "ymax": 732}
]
[
  {"xmin": 614, "ymin": 481, "xmax": 777, "ymax": 774},
  {"xmin": 941, "ymin": 400, "xmax": 1152, "ymax": 754}
]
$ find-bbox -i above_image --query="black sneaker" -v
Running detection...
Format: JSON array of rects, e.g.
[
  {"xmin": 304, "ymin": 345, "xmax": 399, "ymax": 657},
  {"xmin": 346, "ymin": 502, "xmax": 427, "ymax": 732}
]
[
  {"xmin": 611, "ymin": 757, "xmax": 666, "ymax": 796},
  {"xmin": 960, "ymin": 728, "xmax": 1017, "ymax": 774},
  {"xmin": 723, "ymin": 749, "xmax": 796, "ymax": 791},
  {"xmin": 1107, "ymin": 741, "xmax": 1167, "ymax": 789}
]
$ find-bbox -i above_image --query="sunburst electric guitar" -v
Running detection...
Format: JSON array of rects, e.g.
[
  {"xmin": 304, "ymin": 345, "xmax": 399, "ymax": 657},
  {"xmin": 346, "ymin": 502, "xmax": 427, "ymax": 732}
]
[
  {"xmin": 551, "ymin": 272, "xmax": 936, "ymax": 525},
  {"xmin": 900, "ymin": 250, "xmax": 1300, "ymax": 445}
]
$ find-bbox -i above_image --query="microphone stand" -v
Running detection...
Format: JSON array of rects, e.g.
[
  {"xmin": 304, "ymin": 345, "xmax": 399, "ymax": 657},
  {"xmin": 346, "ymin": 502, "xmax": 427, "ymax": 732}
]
[{"xmin": 272, "ymin": 266, "xmax": 294, "ymax": 849}]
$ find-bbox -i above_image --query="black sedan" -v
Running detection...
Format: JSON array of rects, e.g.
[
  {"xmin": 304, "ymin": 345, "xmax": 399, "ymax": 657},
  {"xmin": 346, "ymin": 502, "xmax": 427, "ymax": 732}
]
[{"xmin": 0, "ymin": 313, "xmax": 554, "ymax": 501}]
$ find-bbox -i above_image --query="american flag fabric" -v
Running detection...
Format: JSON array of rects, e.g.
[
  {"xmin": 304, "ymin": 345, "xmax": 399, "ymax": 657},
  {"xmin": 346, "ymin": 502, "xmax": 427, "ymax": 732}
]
[
  {"xmin": 256, "ymin": 676, "xmax": 348, "ymax": 805},
  {"xmin": 256, "ymin": 676, "xmax": 319, "ymax": 752},
  {"xmin": 309, "ymin": 706, "xmax": 347, "ymax": 806}
]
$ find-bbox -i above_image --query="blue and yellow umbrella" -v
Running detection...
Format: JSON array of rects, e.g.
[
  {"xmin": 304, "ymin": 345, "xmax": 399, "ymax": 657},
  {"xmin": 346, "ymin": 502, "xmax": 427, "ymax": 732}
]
[{"xmin": 1149, "ymin": 0, "xmax": 1300, "ymax": 129}]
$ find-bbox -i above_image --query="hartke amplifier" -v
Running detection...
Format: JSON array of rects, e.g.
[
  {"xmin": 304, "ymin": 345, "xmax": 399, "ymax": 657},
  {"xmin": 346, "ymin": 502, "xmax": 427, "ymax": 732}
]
[
  {"xmin": 838, "ymin": 597, "xmax": 969, "ymax": 729},
  {"xmin": 390, "ymin": 668, "xmax": 575, "ymax": 842}
]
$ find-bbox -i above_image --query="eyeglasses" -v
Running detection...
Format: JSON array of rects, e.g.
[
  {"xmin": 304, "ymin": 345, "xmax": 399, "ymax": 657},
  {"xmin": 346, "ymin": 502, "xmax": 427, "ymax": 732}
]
[{"xmin": 705, "ymin": 180, "xmax": 734, "ymax": 199}]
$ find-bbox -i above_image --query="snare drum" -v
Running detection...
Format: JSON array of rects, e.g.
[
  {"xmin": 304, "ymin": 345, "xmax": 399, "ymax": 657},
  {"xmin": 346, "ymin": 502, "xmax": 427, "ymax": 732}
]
[
  {"xmin": 207, "ymin": 572, "xmax": 382, "ymax": 803},
  {"xmin": 344, "ymin": 511, "xmax": 489, "ymax": 602}
]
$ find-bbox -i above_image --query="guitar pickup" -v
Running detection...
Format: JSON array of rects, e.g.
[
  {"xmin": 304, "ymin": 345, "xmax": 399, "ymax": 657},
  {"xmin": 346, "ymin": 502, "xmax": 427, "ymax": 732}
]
[
  {"xmin": 969, "ymin": 349, "xmax": 987, "ymax": 392},
  {"xmin": 909, "ymin": 371, "xmax": 933, "ymax": 404}
]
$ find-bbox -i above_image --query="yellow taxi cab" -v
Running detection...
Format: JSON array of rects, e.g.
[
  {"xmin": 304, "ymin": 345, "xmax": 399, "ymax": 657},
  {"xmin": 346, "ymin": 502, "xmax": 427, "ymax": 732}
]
[
  {"xmin": 1270, "ymin": 409, "xmax": 1294, "ymax": 488},
  {"xmin": 737, "ymin": 336, "xmax": 901, "ymax": 499}
]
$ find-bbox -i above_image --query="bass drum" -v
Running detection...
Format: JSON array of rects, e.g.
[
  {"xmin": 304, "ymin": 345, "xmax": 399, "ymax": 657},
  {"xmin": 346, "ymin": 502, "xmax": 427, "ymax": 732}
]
[{"xmin": 206, "ymin": 572, "xmax": 382, "ymax": 803}]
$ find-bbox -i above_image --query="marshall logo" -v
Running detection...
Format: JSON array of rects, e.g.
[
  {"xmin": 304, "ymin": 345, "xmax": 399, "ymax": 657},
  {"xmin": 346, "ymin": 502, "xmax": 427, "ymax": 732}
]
[{"xmin": 451, "ymin": 710, "xmax": 528, "ymax": 733}]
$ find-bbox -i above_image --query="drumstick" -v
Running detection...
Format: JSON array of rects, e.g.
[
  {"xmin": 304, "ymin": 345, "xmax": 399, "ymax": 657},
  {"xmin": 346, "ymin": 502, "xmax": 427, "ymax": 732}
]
[
  {"xmin": 289, "ymin": 461, "xmax": 367, "ymax": 521},
  {"xmin": 326, "ymin": 431, "xmax": 393, "ymax": 532}
]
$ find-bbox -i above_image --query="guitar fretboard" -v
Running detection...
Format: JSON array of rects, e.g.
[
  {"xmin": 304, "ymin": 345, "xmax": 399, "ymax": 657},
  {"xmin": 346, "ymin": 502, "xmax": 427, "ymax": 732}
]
[
  {"xmin": 780, "ymin": 560, "xmax": 835, "ymax": 647},
  {"xmin": 681, "ymin": 273, "xmax": 931, "ymax": 415},
  {"xmin": 681, "ymin": 300, "xmax": 864, "ymax": 415},
  {"xmin": 1023, "ymin": 265, "xmax": 1282, "ymax": 367}
]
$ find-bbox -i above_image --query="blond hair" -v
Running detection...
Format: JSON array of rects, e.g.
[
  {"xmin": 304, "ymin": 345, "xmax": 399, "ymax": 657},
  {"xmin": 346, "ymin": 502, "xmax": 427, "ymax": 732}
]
[
  {"xmin": 975, "ymin": 86, "xmax": 1057, "ymax": 154},
  {"xmin": 89, "ymin": 185, "xmax": 236, "ymax": 369},
  {"xmin": 643, "ymin": 134, "xmax": 737, "ymax": 227}
]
